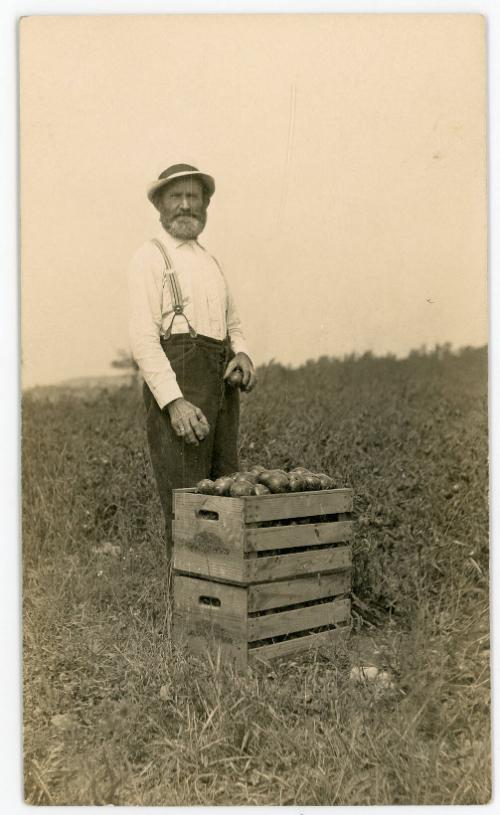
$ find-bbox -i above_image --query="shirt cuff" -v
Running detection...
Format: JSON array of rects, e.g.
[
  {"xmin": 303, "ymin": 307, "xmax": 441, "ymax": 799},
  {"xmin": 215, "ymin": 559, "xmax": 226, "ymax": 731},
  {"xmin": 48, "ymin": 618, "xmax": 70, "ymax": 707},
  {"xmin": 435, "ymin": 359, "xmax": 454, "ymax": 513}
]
[
  {"xmin": 153, "ymin": 379, "xmax": 184, "ymax": 411},
  {"xmin": 230, "ymin": 336, "xmax": 252, "ymax": 361}
]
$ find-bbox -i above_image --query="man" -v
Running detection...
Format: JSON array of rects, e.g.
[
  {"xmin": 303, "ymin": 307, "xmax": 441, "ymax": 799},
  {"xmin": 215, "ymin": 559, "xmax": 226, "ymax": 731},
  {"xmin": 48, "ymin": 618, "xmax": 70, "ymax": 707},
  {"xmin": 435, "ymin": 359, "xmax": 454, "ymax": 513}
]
[{"xmin": 127, "ymin": 163, "xmax": 256, "ymax": 564}]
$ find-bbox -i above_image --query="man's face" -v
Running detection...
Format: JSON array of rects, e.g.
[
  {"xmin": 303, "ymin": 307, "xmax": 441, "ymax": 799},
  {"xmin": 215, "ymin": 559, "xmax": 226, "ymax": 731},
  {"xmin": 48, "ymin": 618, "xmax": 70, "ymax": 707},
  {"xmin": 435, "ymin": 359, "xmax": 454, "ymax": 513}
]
[{"xmin": 157, "ymin": 177, "xmax": 208, "ymax": 240}]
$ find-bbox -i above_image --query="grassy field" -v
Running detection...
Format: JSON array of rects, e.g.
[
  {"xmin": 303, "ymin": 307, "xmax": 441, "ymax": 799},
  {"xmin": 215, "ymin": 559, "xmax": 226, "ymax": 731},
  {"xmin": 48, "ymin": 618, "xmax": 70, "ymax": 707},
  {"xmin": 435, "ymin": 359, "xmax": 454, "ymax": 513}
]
[{"xmin": 22, "ymin": 346, "xmax": 490, "ymax": 805}]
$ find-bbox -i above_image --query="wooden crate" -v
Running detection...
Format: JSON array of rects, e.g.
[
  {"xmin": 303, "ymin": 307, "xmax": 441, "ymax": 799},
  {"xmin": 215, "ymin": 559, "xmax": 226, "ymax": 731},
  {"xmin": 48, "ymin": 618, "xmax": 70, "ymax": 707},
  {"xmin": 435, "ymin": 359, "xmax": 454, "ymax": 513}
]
[
  {"xmin": 173, "ymin": 571, "xmax": 352, "ymax": 669},
  {"xmin": 172, "ymin": 488, "xmax": 353, "ymax": 585}
]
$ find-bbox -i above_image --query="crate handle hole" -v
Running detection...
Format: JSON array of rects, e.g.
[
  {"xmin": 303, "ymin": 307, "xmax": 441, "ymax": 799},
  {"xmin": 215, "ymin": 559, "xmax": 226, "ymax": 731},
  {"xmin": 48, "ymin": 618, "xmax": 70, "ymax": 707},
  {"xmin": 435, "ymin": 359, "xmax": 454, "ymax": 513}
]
[
  {"xmin": 197, "ymin": 509, "xmax": 219, "ymax": 521},
  {"xmin": 199, "ymin": 595, "xmax": 221, "ymax": 607}
]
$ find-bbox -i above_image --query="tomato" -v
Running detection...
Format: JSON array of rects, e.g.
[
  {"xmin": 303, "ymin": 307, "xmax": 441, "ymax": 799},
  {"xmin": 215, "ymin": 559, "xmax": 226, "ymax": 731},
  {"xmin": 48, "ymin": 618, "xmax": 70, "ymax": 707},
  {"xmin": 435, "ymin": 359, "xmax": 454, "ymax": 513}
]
[
  {"xmin": 208, "ymin": 464, "xmax": 336, "ymax": 496},
  {"xmin": 196, "ymin": 478, "xmax": 215, "ymax": 495},
  {"xmin": 234, "ymin": 472, "xmax": 259, "ymax": 484},
  {"xmin": 227, "ymin": 369, "xmax": 243, "ymax": 388},
  {"xmin": 249, "ymin": 464, "xmax": 266, "ymax": 474},
  {"xmin": 288, "ymin": 474, "xmax": 306, "ymax": 492},
  {"xmin": 317, "ymin": 473, "xmax": 336, "ymax": 489},
  {"xmin": 229, "ymin": 480, "xmax": 254, "ymax": 497},
  {"xmin": 265, "ymin": 473, "xmax": 290, "ymax": 493},
  {"xmin": 253, "ymin": 483, "xmax": 271, "ymax": 495},
  {"xmin": 304, "ymin": 474, "xmax": 322, "ymax": 491},
  {"xmin": 213, "ymin": 476, "xmax": 234, "ymax": 496}
]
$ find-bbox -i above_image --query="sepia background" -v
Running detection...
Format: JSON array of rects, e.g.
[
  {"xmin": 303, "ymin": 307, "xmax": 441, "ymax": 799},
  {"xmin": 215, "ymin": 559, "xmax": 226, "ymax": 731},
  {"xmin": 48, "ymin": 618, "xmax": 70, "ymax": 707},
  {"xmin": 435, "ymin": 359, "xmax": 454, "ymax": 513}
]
[{"xmin": 21, "ymin": 13, "xmax": 486, "ymax": 387}]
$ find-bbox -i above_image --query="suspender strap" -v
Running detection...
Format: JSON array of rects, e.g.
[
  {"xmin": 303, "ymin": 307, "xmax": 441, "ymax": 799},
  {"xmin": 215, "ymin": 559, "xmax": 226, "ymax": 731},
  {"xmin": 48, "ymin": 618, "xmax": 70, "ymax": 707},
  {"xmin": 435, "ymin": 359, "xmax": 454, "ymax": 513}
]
[
  {"xmin": 151, "ymin": 238, "xmax": 183, "ymax": 312},
  {"xmin": 150, "ymin": 238, "xmax": 197, "ymax": 339}
]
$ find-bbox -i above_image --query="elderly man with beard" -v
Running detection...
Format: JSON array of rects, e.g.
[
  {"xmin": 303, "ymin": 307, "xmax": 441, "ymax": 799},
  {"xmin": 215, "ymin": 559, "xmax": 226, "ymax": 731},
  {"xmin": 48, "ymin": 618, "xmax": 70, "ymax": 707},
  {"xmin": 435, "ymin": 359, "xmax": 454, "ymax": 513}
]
[{"xmin": 127, "ymin": 163, "xmax": 256, "ymax": 566}]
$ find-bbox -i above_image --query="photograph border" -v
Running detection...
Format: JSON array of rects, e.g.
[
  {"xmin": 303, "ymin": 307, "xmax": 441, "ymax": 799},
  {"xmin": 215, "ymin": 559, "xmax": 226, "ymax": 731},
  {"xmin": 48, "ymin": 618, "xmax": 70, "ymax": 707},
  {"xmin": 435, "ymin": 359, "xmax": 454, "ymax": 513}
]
[{"xmin": 3, "ymin": 1, "xmax": 499, "ymax": 812}]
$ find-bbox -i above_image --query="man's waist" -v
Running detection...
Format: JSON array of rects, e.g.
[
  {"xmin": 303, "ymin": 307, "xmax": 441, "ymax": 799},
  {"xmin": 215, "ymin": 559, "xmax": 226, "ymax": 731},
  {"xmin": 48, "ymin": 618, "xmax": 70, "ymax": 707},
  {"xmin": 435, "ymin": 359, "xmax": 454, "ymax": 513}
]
[{"xmin": 160, "ymin": 332, "xmax": 230, "ymax": 351}]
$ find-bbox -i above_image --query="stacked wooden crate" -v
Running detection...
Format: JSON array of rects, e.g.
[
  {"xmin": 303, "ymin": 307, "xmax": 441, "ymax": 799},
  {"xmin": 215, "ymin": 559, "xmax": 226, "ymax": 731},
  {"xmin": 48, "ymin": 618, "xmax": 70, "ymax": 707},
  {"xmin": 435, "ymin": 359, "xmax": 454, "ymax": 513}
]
[{"xmin": 172, "ymin": 487, "xmax": 353, "ymax": 669}]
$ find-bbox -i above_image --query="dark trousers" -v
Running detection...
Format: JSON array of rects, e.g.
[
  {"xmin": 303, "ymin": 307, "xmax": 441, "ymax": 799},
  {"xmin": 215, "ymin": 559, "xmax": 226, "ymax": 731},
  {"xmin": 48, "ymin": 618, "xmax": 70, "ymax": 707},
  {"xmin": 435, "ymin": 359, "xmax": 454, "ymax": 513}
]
[{"xmin": 143, "ymin": 333, "xmax": 240, "ymax": 564}]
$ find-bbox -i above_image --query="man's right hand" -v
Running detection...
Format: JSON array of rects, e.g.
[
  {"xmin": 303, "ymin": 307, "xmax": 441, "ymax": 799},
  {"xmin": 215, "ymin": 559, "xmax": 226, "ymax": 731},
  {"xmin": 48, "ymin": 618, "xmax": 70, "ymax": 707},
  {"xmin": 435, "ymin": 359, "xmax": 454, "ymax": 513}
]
[{"xmin": 166, "ymin": 398, "xmax": 210, "ymax": 445}]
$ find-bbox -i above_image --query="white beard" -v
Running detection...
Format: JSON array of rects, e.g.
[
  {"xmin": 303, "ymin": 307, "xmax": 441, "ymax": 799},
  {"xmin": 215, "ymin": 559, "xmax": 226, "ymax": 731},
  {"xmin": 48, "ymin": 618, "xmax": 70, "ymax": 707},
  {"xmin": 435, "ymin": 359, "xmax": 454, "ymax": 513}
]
[{"xmin": 162, "ymin": 214, "xmax": 206, "ymax": 240}]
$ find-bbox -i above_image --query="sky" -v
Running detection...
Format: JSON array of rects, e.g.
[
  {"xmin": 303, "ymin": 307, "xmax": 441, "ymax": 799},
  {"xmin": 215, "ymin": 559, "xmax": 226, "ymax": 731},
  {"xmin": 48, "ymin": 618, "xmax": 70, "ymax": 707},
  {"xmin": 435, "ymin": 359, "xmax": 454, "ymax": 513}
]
[{"xmin": 20, "ymin": 13, "xmax": 487, "ymax": 388}]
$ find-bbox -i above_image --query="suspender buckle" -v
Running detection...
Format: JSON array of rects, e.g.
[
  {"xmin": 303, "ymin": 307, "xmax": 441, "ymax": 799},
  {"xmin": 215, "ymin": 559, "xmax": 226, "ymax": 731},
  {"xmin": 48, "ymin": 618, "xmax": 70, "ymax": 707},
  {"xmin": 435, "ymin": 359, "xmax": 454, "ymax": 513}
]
[{"xmin": 173, "ymin": 305, "xmax": 183, "ymax": 314}]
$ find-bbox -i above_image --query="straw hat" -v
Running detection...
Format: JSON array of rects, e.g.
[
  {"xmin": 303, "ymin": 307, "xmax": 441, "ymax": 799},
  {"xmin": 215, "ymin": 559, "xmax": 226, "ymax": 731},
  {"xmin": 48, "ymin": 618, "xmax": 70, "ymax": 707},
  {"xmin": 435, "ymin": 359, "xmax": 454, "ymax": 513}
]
[{"xmin": 147, "ymin": 163, "xmax": 215, "ymax": 205}]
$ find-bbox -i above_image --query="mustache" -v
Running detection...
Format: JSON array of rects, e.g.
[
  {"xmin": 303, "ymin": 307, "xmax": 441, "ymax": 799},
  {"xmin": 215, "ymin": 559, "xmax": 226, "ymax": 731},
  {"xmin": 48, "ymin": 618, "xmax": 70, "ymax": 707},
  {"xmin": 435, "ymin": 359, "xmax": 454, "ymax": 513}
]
[{"xmin": 174, "ymin": 212, "xmax": 203, "ymax": 221}]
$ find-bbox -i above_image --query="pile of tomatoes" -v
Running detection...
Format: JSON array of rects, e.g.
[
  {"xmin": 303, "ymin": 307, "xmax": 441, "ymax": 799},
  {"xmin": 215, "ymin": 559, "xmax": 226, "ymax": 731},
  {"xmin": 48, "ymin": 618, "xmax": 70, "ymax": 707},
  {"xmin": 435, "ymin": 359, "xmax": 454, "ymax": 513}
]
[{"xmin": 196, "ymin": 466, "xmax": 338, "ymax": 497}]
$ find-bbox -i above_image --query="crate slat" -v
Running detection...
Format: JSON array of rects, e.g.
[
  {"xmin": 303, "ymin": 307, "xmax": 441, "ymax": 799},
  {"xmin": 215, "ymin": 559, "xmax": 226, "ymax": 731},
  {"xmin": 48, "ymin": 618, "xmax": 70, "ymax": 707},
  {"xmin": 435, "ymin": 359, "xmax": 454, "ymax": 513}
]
[
  {"xmin": 174, "ymin": 548, "xmax": 249, "ymax": 584},
  {"xmin": 245, "ymin": 520, "xmax": 352, "ymax": 552},
  {"xmin": 173, "ymin": 516, "xmax": 245, "ymax": 555},
  {"xmin": 248, "ymin": 597, "xmax": 350, "ymax": 641},
  {"xmin": 175, "ymin": 544, "xmax": 352, "ymax": 585},
  {"xmin": 173, "ymin": 576, "xmax": 247, "ymax": 646},
  {"xmin": 247, "ymin": 571, "xmax": 351, "ymax": 612},
  {"xmin": 242, "ymin": 489, "xmax": 353, "ymax": 522},
  {"xmin": 248, "ymin": 625, "xmax": 351, "ymax": 665},
  {"xmin": 246, "ymin": 545, "xmax": 352, "ymax": 583},
  {"xmin": 174, "ymin": 574, "xmax": 246, "ymax": 619},
  {"xmin": 174, "ymin": 488, "xmax": 353, "ymax": 522},
  {"xmin": 173, "ymin": 517, "xmax": 352, "ymax": 555},
  {"xmin": 173, "ymin": 492, "xmax": 245, "ymax": 524}
]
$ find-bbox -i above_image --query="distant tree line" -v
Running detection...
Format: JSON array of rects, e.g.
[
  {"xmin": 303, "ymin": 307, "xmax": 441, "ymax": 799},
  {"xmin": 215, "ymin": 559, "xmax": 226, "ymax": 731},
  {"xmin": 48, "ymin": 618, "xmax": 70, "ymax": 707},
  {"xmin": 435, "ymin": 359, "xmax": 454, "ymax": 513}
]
[{"xmin": 111, "ymin": 343, "xmax": 486, "ymax": 374}]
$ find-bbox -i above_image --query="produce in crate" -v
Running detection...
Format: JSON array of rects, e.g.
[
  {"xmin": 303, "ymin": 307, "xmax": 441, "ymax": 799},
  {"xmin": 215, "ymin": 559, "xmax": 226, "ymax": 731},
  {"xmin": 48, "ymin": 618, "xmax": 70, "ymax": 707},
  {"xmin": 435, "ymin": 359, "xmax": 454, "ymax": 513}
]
[
  {"xmin": 195, "ymin": 466, "xmax": 338, "ymax": 495},
  {"xmin": 229, "ymin": 480, "xmax": 254, "ymax": 497},
  {"xmin": 258, "ymin": 470, "xmax": 289, "ymax": 493},
  {"xmin": 234, "ymin": 471, "xmax": 259, "ymax": 484},
  {"xmin": 213, "ymin": 476, "xmax": 234, "ymax": 496},
  {"xmin": 249, "ymin": 464, "xmax": 266, "ymax": 474},
  {"xmin": 196, "ymin": 478, "xmax": 215, "ymax": 495},
  {"xmin": 253, "ymin": 483, "xmax": 271, "ymax": 495}
]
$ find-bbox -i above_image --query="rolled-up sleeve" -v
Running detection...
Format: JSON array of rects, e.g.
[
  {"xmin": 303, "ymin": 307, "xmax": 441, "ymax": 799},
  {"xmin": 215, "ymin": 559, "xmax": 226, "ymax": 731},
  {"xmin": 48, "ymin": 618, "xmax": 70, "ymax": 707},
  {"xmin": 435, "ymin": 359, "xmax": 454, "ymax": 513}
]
[{"xmin": 127, "ymin": 245, "xmax": 183, "ymax": 409}]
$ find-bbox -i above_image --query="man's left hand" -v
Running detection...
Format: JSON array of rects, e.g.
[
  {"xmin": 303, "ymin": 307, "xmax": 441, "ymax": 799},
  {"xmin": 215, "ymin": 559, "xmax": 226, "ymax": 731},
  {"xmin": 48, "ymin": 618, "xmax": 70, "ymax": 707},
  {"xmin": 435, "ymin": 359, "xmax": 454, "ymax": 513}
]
[{"xmin": 224, "ymin": 352, "xmax": 257, "ymax": 393}]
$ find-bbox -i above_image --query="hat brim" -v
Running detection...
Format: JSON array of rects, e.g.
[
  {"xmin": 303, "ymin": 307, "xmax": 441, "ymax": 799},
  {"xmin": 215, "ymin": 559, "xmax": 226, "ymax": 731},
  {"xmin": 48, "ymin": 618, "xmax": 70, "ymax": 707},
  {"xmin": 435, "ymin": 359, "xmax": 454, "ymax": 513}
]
[{"xmin": 147, "ymin": 170, "xmax": 215, "ymax": 203}]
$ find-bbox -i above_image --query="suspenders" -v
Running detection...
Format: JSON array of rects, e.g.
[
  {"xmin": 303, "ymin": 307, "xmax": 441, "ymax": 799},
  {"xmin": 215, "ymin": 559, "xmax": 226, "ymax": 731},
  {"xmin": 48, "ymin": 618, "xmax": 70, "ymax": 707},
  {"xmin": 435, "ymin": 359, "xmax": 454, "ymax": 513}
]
[{"xmin": 151, "ymin": 238, "xmax": 198, "ymax": 340}]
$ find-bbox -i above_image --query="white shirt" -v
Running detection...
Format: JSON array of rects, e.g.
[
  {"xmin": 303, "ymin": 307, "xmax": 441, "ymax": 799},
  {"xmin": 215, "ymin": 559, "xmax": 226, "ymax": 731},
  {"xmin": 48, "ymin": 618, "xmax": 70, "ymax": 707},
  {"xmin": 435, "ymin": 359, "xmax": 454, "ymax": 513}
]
[{"xmin": 127, "ymin": 227, "xmax": 251, "ymax": 409}]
